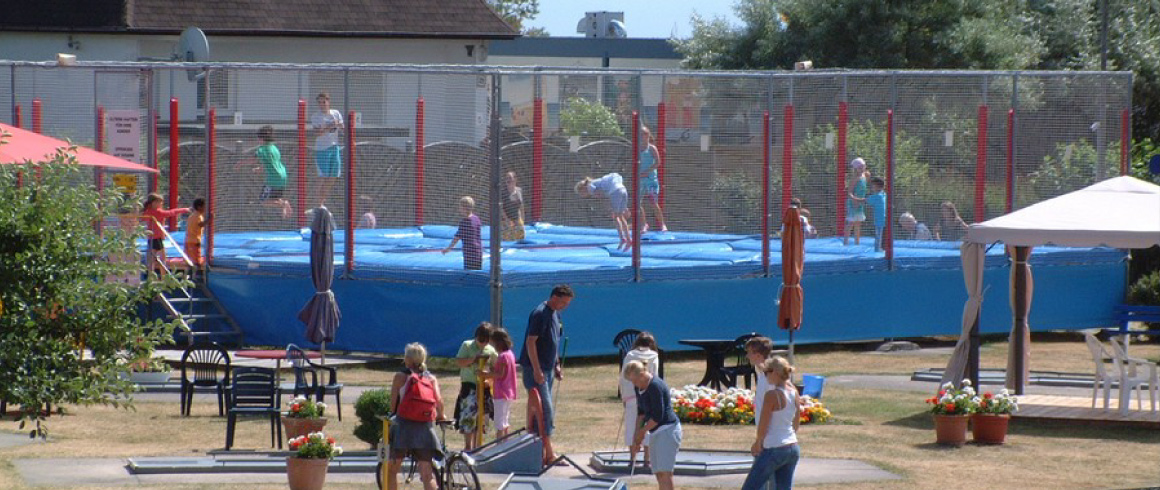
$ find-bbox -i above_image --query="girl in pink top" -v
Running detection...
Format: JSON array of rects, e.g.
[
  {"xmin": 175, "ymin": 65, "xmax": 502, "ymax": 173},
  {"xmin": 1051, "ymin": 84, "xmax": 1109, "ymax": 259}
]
[
  {"xmin": 141, "ymin": 193, "xmax": 190, "ymax": 276},
  {"xmin": 480, "ymin": 328, "xmax": 518, "ymax": 438}
]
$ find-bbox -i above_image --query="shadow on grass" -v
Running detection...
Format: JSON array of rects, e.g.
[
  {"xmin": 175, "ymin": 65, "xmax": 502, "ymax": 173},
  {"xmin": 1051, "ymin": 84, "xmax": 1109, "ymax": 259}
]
[{"xmin": 885, "ymin": 411, "xmax": 1160, "ymax": 443}]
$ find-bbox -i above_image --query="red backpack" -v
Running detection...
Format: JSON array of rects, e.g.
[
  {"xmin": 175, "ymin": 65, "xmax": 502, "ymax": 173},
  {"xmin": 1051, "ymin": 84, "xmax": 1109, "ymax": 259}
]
[{"xmin": 397, "ymin": 372, "xmax": 438, "ymax": 422}]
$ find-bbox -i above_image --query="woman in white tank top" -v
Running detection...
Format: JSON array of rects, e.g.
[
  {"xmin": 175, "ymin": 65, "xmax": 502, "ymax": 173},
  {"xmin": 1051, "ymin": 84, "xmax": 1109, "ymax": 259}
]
[{"xmin": 741, "ymin": 356, "xmax": 800, "ymax": 490}]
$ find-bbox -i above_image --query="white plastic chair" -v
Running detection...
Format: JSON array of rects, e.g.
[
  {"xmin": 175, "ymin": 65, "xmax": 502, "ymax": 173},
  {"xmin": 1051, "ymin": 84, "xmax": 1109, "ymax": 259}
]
[
  {"xmin": 1107, "ymin": 337, "xmax": 1158, "ymax": 413},
  {"xmin": 1083, "ymin": 333, "xmax": 1117, "ymax": 409}
]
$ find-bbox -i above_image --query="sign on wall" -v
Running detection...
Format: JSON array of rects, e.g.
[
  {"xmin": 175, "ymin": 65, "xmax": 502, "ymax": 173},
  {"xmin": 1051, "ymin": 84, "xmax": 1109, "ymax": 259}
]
[{"xmin": 106, "ymin": 109, "xmax": 142, "ymax": 164}]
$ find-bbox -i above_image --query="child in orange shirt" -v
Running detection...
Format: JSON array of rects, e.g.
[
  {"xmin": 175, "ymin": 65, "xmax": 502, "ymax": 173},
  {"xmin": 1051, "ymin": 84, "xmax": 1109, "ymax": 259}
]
[{"xmin": 184, "ymin": 198, "xmax": 206, "ymax": 277}]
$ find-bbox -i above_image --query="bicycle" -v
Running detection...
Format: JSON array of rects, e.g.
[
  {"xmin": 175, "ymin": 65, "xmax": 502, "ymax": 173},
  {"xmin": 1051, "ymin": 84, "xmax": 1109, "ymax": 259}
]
[{"xmin": 376, "ymin": 415, "xmax": 480, "ymax": 490}]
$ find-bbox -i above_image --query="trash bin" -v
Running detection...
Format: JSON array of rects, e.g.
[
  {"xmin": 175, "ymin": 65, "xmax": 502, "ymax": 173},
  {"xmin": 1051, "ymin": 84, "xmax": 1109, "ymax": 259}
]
[{"xmin": 801, "ymin": 374, "xmax": 825, "ymax": 399}]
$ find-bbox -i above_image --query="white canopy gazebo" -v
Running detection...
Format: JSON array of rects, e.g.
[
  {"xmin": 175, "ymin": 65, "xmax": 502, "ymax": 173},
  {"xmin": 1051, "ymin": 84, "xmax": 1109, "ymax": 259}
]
[{"xmin": 943, "ymin": 176, "xmax": 1160, "ymax": 393}]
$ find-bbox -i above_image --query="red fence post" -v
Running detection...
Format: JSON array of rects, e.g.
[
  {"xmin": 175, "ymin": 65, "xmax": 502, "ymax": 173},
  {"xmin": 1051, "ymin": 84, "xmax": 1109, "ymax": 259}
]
[
  {"xmin": 631, "ymin": 111, "xmax": 641, "ymax": 281},
  {"xmin": 657, "ymin": 102, "xmax": 667, "ymax": 208},
  {"xmin": 836, "ymin": 102, "xmax": 848, "ymax": 232},
  {"xmin": 782, "ymin": 104, "xmax": 794, "ymax": 211},
  {"xmin": 975, "ymin": 105, "xmax": 988, "ymax": 222},
  {"xmin": 1121, "ymin": 109, "xmax": 1130, "ymax": 176},
  {"xmin": 32, "ymin": 98, "xmax": 41, "ymax": 134},
  {"xmin": 885, "ymin": 110, "xmax": 894, "ymax": 266},
  {"xmin": 346, "ymin": 110, "xmax": 356, "ymax": 276},
  {"xmin": 762, "ymin": 111, "xmax": 771, "ymax": 276},
  {"xmin": 415, "ymin": 98, "xmax": 425, "ymax": 226},
  {"xmin": 531, "ymin": 97, "xmax": 544, "ymax": 223},
  {"xmin": 13, "ymin": 104, "xmax": 21, "ymax": 129},
  {"xmin": 297, "ymin": 99, "xmax": 308, "ymax": 226},
  {"xmin": 1006, "ymin": 109, "xmax": 1014, "ymax": 214},
  {"xmin": 168, "ymin": 98, "xmax": 180, "ymax": 231},
  {"xmin": 96, "ymin": 106, "xmax": 105, "ymax": 191},
  {"xmin": 207, "ymin": 108, "xmax": 216, "ymax": 265}
]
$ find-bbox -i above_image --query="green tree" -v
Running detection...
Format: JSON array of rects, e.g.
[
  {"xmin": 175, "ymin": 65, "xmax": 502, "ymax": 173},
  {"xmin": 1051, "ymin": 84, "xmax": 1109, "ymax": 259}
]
[
  {"xmin": 0, "ymin": 144, "xmax": 185, "ymax": 438},
  {"xmin": 487, "ymin": 0, "xmax": 541, "ymax": 34},
  {"xmin": 559, "ymin": 97, "xmax": 624, "ymax": 138}
]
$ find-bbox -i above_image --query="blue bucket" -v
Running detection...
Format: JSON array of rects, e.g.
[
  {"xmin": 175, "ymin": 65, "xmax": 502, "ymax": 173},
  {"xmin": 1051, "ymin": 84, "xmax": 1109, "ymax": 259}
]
[{"xmin": 801, "ymin": 374, "xmax": 825, "ymax": 399}]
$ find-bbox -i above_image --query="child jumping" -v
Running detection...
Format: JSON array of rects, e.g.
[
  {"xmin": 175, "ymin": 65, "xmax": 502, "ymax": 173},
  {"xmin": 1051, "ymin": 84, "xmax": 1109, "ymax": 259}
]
[
  {"xmin": 843, "ymin": 158, "xmax": 868, "ymax": 246},
  {"xmin": 184, "ymin": 198, "xmax": 206, "ymax": 278},
  {"xmin": 575, "ymin": 173, "xmax": 631, "ymax": 250},
  {"xmin": 502, "ymin": 171, "xmax": 525, "ymax": 241},
  {"xmin": 479, "ymin": 328, "xmax": 517, "ymax": 439},
  {"xmin": 866, "ymin": 177, "xmax": 887, "ymax": 251},
  {"xmin": 638, "ymin": 126, "xmax": 667, "ymax": 233},
  {"xmin": 141, "ymin": 193, "xmax": 190, "ymax": 276},
  {"xmin": 441, "ymin": 196, "xmax": 483, "ymax": 270},
  {"xmin": 454, "ymin": 322, "xmax": 497, "ymax": 450},
  {"xmin": 254, "ymin": 125, "xmax": 291, "ymax": 219}
]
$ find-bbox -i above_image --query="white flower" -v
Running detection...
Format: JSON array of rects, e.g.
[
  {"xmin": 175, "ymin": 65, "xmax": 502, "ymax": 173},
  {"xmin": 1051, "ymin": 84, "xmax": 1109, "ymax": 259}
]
[
  {"xmin": 961, "ymin": 378, "xmax": 972, "ymax": 386},
  {"xmin": 334, "ymin": 446, "xmax": 343, "ymax": 455},
  {"xmin": 317, "ymin": 402, "xmax": 327, "ymax": 410},
  {"xmin": 292, "ymin": 396, "xmax": 309, "ymax": 404},
  {"xmin": 1000, "ymin": 388, "xmax": 1010, "ymax": 396},
  {"xmin": 941, "ymin": 382, "xmax": 954, "ymax": 390}
]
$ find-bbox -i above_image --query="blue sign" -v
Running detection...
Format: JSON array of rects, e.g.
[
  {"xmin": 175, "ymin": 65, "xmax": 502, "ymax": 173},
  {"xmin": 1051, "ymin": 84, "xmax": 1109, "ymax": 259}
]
[{"xmin": 1150, "ymin": 154, "xmax": 1160, "ymax": 175}]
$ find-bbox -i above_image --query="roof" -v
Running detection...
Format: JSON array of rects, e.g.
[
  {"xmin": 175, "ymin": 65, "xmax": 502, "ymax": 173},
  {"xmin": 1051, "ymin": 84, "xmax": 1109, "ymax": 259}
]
[
  {"xmin": 489, "ymin": 37, "xmax": 682, "ymax": 60},
  {"xmin": 1, "ymin": 123, "xmax": 159, "ymax": 174},
  {"xmin": 0, "ymin": 0, "xmax": 518, "ymax": 39},
  {"xmin": 966, "ymin": 176, "xmax": 1160, "ymax": 249}
]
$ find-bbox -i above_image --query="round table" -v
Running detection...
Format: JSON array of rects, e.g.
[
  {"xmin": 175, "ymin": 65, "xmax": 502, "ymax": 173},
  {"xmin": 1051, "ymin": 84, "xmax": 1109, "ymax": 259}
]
[
  {"xmin": 678, "ymin": 339, "xmax": 739, "ymax": 391},
  {"xmin": 235, "ymin": 349, "xmax": 321, "ymax": 388}
]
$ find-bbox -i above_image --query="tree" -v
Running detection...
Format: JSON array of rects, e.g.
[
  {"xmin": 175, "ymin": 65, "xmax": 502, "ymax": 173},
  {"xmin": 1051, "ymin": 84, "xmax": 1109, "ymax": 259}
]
[
  {"xmin": 672, "ymin": 0, "xmax": 1160, "ymax": 140},
  {"xmin": 0, "ymin": 143, "xmax": 185, "ymax": 438},
  {"xmin": 487, "ymin": 0, "xmax": 541, "ymax": 35}
]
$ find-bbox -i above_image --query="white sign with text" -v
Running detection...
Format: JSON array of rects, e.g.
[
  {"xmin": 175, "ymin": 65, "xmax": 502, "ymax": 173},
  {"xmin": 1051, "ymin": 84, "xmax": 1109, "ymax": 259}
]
[{"xmin": 106, "ymin": 109, "xmax": 142, "ymax": 163}]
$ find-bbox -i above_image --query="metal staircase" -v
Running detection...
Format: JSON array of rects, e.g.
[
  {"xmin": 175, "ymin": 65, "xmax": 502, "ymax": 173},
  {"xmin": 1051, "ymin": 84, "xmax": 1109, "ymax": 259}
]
[{"xmin": 149, "ymin": 222, "xmax": 244, "ymax": 347}]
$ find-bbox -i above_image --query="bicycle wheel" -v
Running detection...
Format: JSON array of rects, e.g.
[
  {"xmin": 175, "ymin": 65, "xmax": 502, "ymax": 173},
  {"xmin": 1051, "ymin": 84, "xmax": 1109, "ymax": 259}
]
[
  {"xmin": 375, "ymin": 461, "xmax": 384, "ymax": 490},
  {"xmin": 442, "ymin": 453, "xmax": 480, "ymax": 490}
]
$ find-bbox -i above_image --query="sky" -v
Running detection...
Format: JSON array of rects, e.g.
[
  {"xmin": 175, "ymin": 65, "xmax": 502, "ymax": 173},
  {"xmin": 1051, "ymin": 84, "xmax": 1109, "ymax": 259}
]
[{"xmin": 528, "ymin": 0, "xmax": 741, "ymax": 39}]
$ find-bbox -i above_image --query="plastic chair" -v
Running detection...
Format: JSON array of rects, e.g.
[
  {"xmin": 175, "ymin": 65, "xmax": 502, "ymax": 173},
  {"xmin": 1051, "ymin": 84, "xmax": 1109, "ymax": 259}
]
[
  {"xmin": 287, "ymin": 344, "xmax": 344, "ymax": 420},
  {"xmin": 720, "ymin": 332, "xmax": 761, "ymax": 389},
  {"xmin": 179, "ymin": 342, "xmax": 231, "ymax": 417},
  {"xmin": 1084, "ymin": 332, "xmax": 1118, "ymax": 409},
  {"xmin": 225, "ymin": 366, "xmax": 282, "ymax": 450},
  {"xmin": 1107, "ymin": 337, "xmax": 1158, "ymax": 412}
]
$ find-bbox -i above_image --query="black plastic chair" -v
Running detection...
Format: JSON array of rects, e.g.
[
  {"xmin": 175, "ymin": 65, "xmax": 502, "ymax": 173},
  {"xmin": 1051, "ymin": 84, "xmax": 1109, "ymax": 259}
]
[
  {"xmin": 287, "ymin": 344, "xmax": 344, "ymax": 421},
  {"xmin": 225, "ymin": 366, "xmax": 281, "ymax": 450},
  {"xmin": 180, "ymin": 343, "xmax": 231, "ymax": 417},
  {"xmin": 720, "ymin": 332, "xmax": 761, "ymax": 389},
  {"xmin": 612, "ymin": 329, "xmax": 665, "ymax": 395}
]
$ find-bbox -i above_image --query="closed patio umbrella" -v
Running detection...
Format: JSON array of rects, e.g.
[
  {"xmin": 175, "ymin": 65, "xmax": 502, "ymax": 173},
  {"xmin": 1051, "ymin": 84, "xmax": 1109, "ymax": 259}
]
[
  {"xmin": 941, "ymin": 242, "xmax": 985, "ymax": 388},
  {"xmin": 778, "ymin": 206, "xmax": 804, "ymax": 365},
  {"xmin": 298, "ymin": 206, "xmax": 341, "ymax": 362}
]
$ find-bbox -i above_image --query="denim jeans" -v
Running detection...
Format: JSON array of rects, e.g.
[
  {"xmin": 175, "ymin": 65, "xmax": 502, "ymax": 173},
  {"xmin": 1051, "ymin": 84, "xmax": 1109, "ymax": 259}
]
[
  {"xmin": 740, "ymin": 444, "xmax": 799, "ymax": 490},
  {"xmin": 521, "ymin": 366, "xmax": 554, "ymax": 436}
]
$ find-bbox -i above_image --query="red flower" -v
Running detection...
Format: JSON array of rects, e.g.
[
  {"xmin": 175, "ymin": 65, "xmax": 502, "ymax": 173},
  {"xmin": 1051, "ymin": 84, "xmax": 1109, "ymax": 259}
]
[
  {"xmin": 946, "ymin": 403, "xmax": 956, "ymax": 412},
  {"xmin": 984, "ymin": 392, "xmax": 993, "ymax": 399},
  {"xmin": 327, "ymin": 437, "xmax": 335, "ymax": 444},
  {"xmin": 938, "ymin": 390, "xmax": 946, "ymax": 397},
  {"xmin": 291, "ymin": 403, "xmax": 301, "ymax": 412}
]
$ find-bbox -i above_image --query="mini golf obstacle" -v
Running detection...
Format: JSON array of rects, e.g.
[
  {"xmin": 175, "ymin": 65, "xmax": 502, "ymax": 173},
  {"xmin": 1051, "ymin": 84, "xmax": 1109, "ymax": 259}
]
[
  {"xmin": 589, "ymin": 449, "xmax": 755, "ymax": 476},
  {"xmin": 127, "ymin": 450, "xmax": 379, "ymax": 474},
  {"xmin": 497, "ymin": 455, "xmax": 627, "ymax": 490},
  {"xmin": 468, "ymin": 428, "xmax": 544, "ymax": 474}
]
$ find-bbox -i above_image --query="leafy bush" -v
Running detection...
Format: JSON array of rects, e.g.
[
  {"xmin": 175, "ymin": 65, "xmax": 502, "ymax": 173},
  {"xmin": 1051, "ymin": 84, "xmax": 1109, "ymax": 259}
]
[
  {"xmin": 1027, "ymin": 140, "xmax": 1121, "ymax": 200},
  {"xmin": 559, "ymin": 97, "xmax": 624, "ymax": 138},
  {"xmin": 1127, "ymin": 271, "xmax": 1160, "ymax": 307},
  {"xmin": 353, "ymin": 388, "xmax": 391, "ymax": 448},
  {"xmin": 710, "ymin": 172, "xmax": 761, "ymax": 233}
]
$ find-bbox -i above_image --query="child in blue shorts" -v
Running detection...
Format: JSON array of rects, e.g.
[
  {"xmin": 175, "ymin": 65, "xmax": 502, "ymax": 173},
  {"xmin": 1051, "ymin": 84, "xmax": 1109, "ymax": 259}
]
[
  {"xmin": 310, "ymin": 92, "xmax": 344, "ymax": 207},
  {"xmin": 575, "ymin": 173, "xmax": 631, "ymax": 250},
  {"xmin": 867, "ymin": 177, "xmax": 887, "ymax": 251}
]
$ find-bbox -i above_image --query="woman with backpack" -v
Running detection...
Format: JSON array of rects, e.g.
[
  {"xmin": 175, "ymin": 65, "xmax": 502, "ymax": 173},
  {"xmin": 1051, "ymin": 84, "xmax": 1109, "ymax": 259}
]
[{"xmin": 387, "ymin": 343, "xmax": 446, "ymax": 490}]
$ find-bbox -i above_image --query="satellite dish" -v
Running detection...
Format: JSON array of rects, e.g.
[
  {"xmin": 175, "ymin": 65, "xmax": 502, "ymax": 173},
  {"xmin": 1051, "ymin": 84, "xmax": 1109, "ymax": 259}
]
[
  {"xmin": 175, "ymin": 27, "xmax": 210, "ymax": 82},
  {"xmin": 606, "ymin": 19, "xmax": 627, "ymax": 38}
]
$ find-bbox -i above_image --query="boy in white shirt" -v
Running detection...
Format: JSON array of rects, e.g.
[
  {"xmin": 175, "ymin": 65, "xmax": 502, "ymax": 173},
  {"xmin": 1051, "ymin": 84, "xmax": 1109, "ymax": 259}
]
[{"xmin": 310, "ymin": 92, "xmax": 344, "ymax": 207}]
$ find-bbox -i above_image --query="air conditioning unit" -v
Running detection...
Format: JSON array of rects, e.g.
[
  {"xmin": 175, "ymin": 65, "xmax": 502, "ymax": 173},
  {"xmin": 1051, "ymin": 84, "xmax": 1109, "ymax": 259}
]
[{"xmin": 576, "ymin": 12, "xmax": 627, "ymax": 38}]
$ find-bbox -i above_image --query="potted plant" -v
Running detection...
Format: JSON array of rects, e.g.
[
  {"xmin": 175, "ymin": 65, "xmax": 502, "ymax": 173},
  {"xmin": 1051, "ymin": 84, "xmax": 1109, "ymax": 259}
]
[
  {"xmin": 283, "ymin": 396, "xmax": 328, "ymax": 440},
  {"xmin": 971, "ymin": 389, "xmax": 1018, "ymax": 444},
  {"xmin": 925, "ymin": 379, "xmax": 977, "ymax": 446},
  {"xmin": 117, "ymin": 354, "xmax": 173, "ymax": 384},
  {"xmin": 286, "ymin": 431, "xmax": 342, "ymax": 490}
]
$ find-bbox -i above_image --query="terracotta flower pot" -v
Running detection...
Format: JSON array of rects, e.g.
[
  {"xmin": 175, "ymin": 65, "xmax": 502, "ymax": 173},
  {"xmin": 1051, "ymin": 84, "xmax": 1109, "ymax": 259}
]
[
  {"xmin": 283, "ymin": 417, "xmax": 328, "ymax": 440},
  {"xmin": 933, "ymin": 414, "xmax": 969, "ymax": 446},
  {"xmin": 971, "ymin": 413, "xmax": 1010, "ymax": 444},
  {"xmin": 286, "ymin": 456, "xmax": 329, "ymax": 490}
]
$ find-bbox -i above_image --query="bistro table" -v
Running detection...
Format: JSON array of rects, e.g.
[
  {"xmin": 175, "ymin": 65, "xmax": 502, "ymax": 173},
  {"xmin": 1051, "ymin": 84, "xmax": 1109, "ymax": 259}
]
[
  {"xmin": 234, "ymin": 349, "xmax": 321, "ymax": 392},
  {"xmin": 678, "ymin": 339, "xmax": 787, "ymax": 392}
]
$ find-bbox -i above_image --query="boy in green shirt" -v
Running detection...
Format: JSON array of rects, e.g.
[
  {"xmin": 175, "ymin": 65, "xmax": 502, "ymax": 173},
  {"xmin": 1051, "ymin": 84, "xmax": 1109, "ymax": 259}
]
[
  {"xmin": 254, "ymin": 125, "xmax": 291, "ymax": 219},
  {"xmin": 454, "ymin": 322, "xmax": 498, "ymax": 449}
]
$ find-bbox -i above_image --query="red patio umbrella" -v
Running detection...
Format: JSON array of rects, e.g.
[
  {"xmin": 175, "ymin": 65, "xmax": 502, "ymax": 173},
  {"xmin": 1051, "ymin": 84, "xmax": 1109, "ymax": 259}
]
[
  {"xmin": 0, "ymin": 123, "xmax": 157, "ymax": 173},
  {"xmin": 778, "ymin": 206, "xmax": 804, "ymax": 365}
]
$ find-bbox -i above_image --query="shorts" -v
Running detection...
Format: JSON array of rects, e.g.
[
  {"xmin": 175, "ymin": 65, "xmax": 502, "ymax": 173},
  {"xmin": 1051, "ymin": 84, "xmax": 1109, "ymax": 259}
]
[
  {"xmin": 640, "ymin": 179, "xmax": 660, "ymax": 198},
  {"xmin": 609, "ymin": 187, "xmax": 629, "ymax": 214},
  {"xmin": 259, "ymin": 186, "xmax": 284, "ymax": 201},
  {"xmin": 149, "ymin": 238, "xmax": 164, "ymax": 251},
  {"xmin": 493, "ymin": 398, "xmax": 513, "ymax": 431},
  {"xmin": 184, "ymin": 242, "xmax": 203, "ymax": 266},
  {"xmin": 314, "ymin": 146, "xmax": 342, "ymax": 178},
  {"xmin": 454, "ymin": 382, "xmax": 493, "ymax": 434},
  {"xmin": 502, "ymin": 217, "xmax": 526, "ymax": 242},
  {"xmin": 648, "ymin": 422, "xmax": 682, "ymax": 473}
]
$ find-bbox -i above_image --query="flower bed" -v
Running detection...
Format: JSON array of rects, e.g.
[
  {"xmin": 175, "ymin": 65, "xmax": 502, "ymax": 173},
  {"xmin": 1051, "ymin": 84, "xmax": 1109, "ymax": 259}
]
[
  {"xmin": 670, "ymin": 385, "xmax": 755, "ymax": 425},
  {"xmin": 799, "ymin": 395, "xmax": 832, "ymax": 424}
]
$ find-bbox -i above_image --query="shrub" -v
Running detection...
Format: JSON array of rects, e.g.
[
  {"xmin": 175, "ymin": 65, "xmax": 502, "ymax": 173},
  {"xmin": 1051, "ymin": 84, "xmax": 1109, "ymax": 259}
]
[
  {"xmin": 353, "ymin": 388, "xmax": 391, "ymax": 448},
  {"xmin": 1128, "ymin": 271, "xmax": 1160, "ymax": 306},
  {"xmin": 710, "ymin": 172, "xmax": 761, "ymax": 233},
  {"xmin": 559, "ymin": 97, "xmax": 624, "ymax": 138}
]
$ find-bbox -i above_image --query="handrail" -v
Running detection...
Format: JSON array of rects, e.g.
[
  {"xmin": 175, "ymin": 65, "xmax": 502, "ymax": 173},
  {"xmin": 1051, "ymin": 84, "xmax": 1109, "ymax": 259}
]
[{"xmin": 145, "ymin": 215, "xmax": 196, "ymax": 317}]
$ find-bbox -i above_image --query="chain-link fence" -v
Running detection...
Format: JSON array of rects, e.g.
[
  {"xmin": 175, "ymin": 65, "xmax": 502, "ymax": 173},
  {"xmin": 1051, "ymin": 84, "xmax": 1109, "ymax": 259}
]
[{"xmin": 0, "ymin": 62, "xmax": 1133, "ymax": 283}]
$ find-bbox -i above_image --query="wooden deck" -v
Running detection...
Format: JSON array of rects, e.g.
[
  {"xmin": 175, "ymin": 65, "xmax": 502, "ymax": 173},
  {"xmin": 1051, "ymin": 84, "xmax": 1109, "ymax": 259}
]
[{"xmin": 1014, "ymin": 394, "xmax": 1160, "ymax": 428}]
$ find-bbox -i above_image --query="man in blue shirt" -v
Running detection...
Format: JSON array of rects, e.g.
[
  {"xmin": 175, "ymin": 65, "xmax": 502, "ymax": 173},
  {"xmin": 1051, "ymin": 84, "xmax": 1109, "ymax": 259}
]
[{"xmin": 518, "ymin": 284, "xmax": 574, "ymax": 466}]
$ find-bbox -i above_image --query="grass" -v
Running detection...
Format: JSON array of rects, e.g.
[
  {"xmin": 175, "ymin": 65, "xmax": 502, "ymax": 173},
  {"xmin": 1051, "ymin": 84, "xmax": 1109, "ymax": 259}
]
[{"xmin": 1, "ymin": 336, "xmax": 1158, "ymax": 489}]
